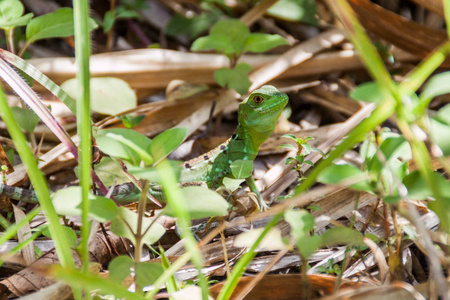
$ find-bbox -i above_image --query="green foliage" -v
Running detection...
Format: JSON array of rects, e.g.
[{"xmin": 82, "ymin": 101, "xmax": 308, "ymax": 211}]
[
  {"xmin": 61, "ymin": 77, "xmax": 137, "ymax": 115},
  {"xmin": 163, "ymin": 186, "xmax": 229, "ymax": 219},
  {"xmin": 40, "ymin": 224, "xmax": 77, "ymax": 248},
  {"xmin": 234, "ymin": 227, "xmax": 286, "ymax": 251},
  {"xmin": 127, "ymin": 160, "xmax": 182, "ymax": 184},
  {"xmin": 192, "ymin": 19, "xmax": 288, "ymax": 94},
  {"xmin": 430, "ymin": 104, "xmax": 450, "ymax": 156},
  {"xmin": 316, "ymin": 258, "xmax": 342, "ymax": 275},
  {"xmin": 317, "ymin": 163, "xmax": 371, "ymax": 191},
  {"xmin": 95, "ymin": 127, "xmax": 187, "ymax": 167},
  {"xmin": 349, "ymin": 82, "xmax": 385, "ymax": 104},
  {"xmin": 134, "ymin": 262, "xmax": 165, "ymax": 287},
  {"xmin": 167, "ymin": 11, "xmax": 221, "ymax": 39},
  {"xmin": 192, "ymin": 19, "xmax": 248, "ymax": 56},
  {"xmin": 267, "ymin": 0, "xmax": 318, "ymax": 25},
  {"xmin": 117, "ymin": 114, "xmax": 145, "ymax": 129},
  {"xmin": 318, "ymin": 130, "xmax": 412, "ymax": 202},
  {"xmin": 421, "ymin": 72, "xmax": 450, "ymax": 102},
  {"xmin": 222, "ymin": 177, "xmax": 245, "ymax": 191},
  {"xmin": 230, "ymin": 159, "xmax": 253, "ymax": 179},
  {"xmin": 192, "ymin": 19, "xmax": 288, "ymax": 58},
  {"xmin": 0, "ymin": 0, "xmax": 32, "ymax": 29},
  {"xmin": 149, "ymin": 127, "xmax": 188, "ymax": 164},
  {"xmin": 95, "ymin": 128, "xmax": 154, "ymax": 166},
  {"xmin": 11, "ymin": 106, "xmax": 40, "ymax": 132},
  {"xmin": 52, "ymin": 187, "xmax": 118, "ymax": 222},
  {"xmin": 320, "ymin": 227, "xmax": 364, "ymax": 247},
  {"xmin": 214, "ymin": 63, "xmax": 253, "ymax": 95},
  {"xmin": 103, "ymin": 6, "xmax": 140, "ymax": 33},
  {"xmin": 108, "ymin": 255, "xmax": 134, "ymax": 284},
  {"xmin": 24, "ymin": 8, "xmax": 98, "ymax": 49},
  {"xmin": 281, "ymin": 135, "xmax": 322, "ymax": 182},
  {"xmin": 284, "ymin": 209, "xmax": 364, "ymax": 260},
  {"xmin": 110, "ymin": 207, "xmax": 166, "ymax": 247}
]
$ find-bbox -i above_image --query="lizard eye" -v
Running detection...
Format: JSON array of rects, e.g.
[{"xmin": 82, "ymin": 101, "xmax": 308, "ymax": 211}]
[{"xmin": 253, "ymin": 95, "xmax": 263, "ymax": 103}]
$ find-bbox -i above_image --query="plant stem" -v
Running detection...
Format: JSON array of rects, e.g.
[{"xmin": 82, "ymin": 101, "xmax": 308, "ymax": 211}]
[{"xmin": 73, "ymin": 0, "xmax": 92, "ymax": 278}]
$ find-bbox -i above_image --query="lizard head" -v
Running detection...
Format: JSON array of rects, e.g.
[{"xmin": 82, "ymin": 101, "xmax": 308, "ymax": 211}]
[{"xmin": 238, "ymin": 85, "xmax": 288, "ymax": 134}]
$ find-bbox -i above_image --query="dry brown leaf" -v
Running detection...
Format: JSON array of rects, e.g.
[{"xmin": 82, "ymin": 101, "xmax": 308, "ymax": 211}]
[
  {"xmin": 348, "ymin": 0, "xmax": 446, "ymax": 58},
  {"xmin": 12, "ymin": 205, "xmax": 35, "ymax": 266},
  {"xmin": 0, "ymin": 232, "xmax": 129, "ymax": 298},
  {"xmin": 209, "ymin": 274, "xmax": 367, "ymax": 300}
]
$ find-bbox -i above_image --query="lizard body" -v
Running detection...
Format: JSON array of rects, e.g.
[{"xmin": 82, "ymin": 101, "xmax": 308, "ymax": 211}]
[{"xmin": 0, "ymin": 85, "xmax": 288, "ymax": 210}]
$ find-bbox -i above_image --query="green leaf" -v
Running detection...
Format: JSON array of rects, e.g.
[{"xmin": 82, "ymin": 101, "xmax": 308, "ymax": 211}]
[
  {"xmin": 304, "ymin": 160, "xmax": 314, "ymax": 166},
  {"xmin": 222, "ymin": 177, "xmax": 245, "ymax": 191},
  {"xmin": 214, "ymin": 63, "xmax": 252, "ymax": 95},
  {"xmin": 428, "ymin": 196, "xmax": 450, "ymax": 233},
  {"xmin": 295, "ymin": 155, "xmax": 304, "ymax": 164},
  {"xmin": 108, "ymin": 256, "xmax": 133, "ymax": 284},
  {"xmin": 383, "ymin": 195, "xmax": 401, "ymax": 204},
  {"xmin": 312, "ymin": 148, "xmax": 325, "ymax": 156},
  {"xmin": 95, "ymin": 128, "xmax": 153, "ymax": 166},
  {"xmin": 94, "ymin": 157, "xmax": 129, "ymax": 186},
  {"xmin": 234, "ymin": 227, "xmax": 287, "ymax": 251},
  {"xmin": 436, "ymin": 104, "xmax": 450, "ymax": 125},
  {"xmin": 61, "ymin": 77, "xmax": 137, "ymax": 115},
  {"xmin": 296, "ymin": 235, "xmax": 321, "ymax": 259},
  {"xmin": 41, "ymin": 225, "xmax": 77, "ymax": 248},
  {"xmin": 191, "ymin": 19, "xmax": 249, "ymax": 55},
  {"xmin": 267, "ymin": 0, "xmax": 318, "ymax": 25},
  {"xmin": 285, "ymin": 157, "xmax": 295, "ymax": 165},
  {"xmin": 128, "ymin": 160, "xmax": 182, "ymax": 184},
  {"xmin": 111, "ymin": 207, "xmax": 166, "ymax": 246},
  {"xmin": 52, "ymin": 187, "xmax": 119, "ymax": 222},
  {"xmin": 243, "ymin": 33, "xmax": 288, "ymax": 53},
  {"xmin": 284, "ymin": 208, "xmax": 320, "ymax": 258},
  {"xmin": 279, "ymin": 143, "xmax": 297, "ymax": 151},
  {"xmin": 26, "ymin": 8, "xmax": 98, "ymax": 45},
  {"xmin": 0, "ymin": 0, "xmax": 27, "ymax": 29},
  {"xmin": 134, "ymin": 262, "xmax": 164, "ymax": 287},
  {"xmin": 403, "ymin": 171, "xmax": 450, "ymax": 200},
  {"xmin": 117, "ymin": 114, "xmax": 145, "ymax": 129},
  {"xmin": 307, "ymin": 204, "xmax": 321, "ymax": 211},
  {"xmin": 163, "ymin": 186, "xmax": 229, "ymax": 219},
  {"xmin": 350, "ymin": 82, "xmax": 384, "ymax": 104},
  {"xmin": 149, "ymin": 127, "xmax": 188, "ymax": 164},
  {"xmin": 281, "ymin": 134, "xmax": 298, "ymax": 140},
  {"xmin": 317, "ymin": 164, "xmax": 367, "ymax": 186},
  {"xmin": 0, "ymin": 12, "xmax": 32, "ymax": 28},
  {"xmin": 166, "ymin": 12, "xmax": 220, "ymax": 39},
  {"xmin": 11, "ymin": 106, "xmax": 41, "ymax": 132},
  {"xmin": 103, "ymin": 10, "xmax": 115, "ymax": 33},
  {"xmin": 210, "ymin": 19, "xmax": 249, "ymax": 49},
  {"xmin": 302, "ymin": 143, "xmax": 312, "ymax": 154},
  {"xmin": 285, "ymin": 209, "xmax": 315, "ymax": 241},
  {"xmin": 115, "ymin": 8, "xmax": 140, "ymax": 19},
  {"xmin": 191, "ymin": 35, "xmax": 236, "ymax": 54},
  {"xmin": 421, "ymin": 72, "xmax": 450, "ymax": 101},
  {"xmin": 320, "ymin": 227, "xmax": 364, "ymax": 247},
  {"xmin": 4, "ymin": 147, "xmax": 14, "ymax": 165},
  {"xmin": 431, "ymin": 117, "xmax": 450, "ymax": 156},
  {"xmin": 230, "ymin": 160, "xmax": 253, "ymax": 179}
]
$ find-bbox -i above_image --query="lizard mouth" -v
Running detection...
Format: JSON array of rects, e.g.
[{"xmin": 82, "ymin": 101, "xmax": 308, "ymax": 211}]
[{"xmin": 257, "ymin": 95, "xmax": 288, "ymax": 113}]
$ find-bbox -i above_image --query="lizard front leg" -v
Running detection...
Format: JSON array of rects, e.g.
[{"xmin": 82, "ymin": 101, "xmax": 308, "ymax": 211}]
[{"xmin": 245, "ymin": 175, "xmax": 269, "ymax": 211}]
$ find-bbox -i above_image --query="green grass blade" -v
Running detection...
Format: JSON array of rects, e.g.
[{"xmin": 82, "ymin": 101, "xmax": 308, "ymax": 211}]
[
  {"xmin": 72, "ymin": 0, "xmax": 92, "ymax": 276},
  {"xmin": 216, "ymin": 213, "xmax": 283, "ymax": 300},
  {"xmin": 0, "ymin": 86, "xmax": 74, "ymax": 268},
  {"xmin": 0, "ymin": 48, "xmax": 77, "ymax": 114}
]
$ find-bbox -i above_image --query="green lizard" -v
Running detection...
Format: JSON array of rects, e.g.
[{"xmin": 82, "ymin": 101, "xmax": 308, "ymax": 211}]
[{"xmin": 0, "ymin": 85, "xmax": 288, "ymax": 211}]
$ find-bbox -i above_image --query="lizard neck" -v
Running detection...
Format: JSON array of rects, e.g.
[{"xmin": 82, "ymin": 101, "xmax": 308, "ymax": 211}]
[{"xmin": 227, "ymin": 121, "xmax": 274, "ymax": 160}]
